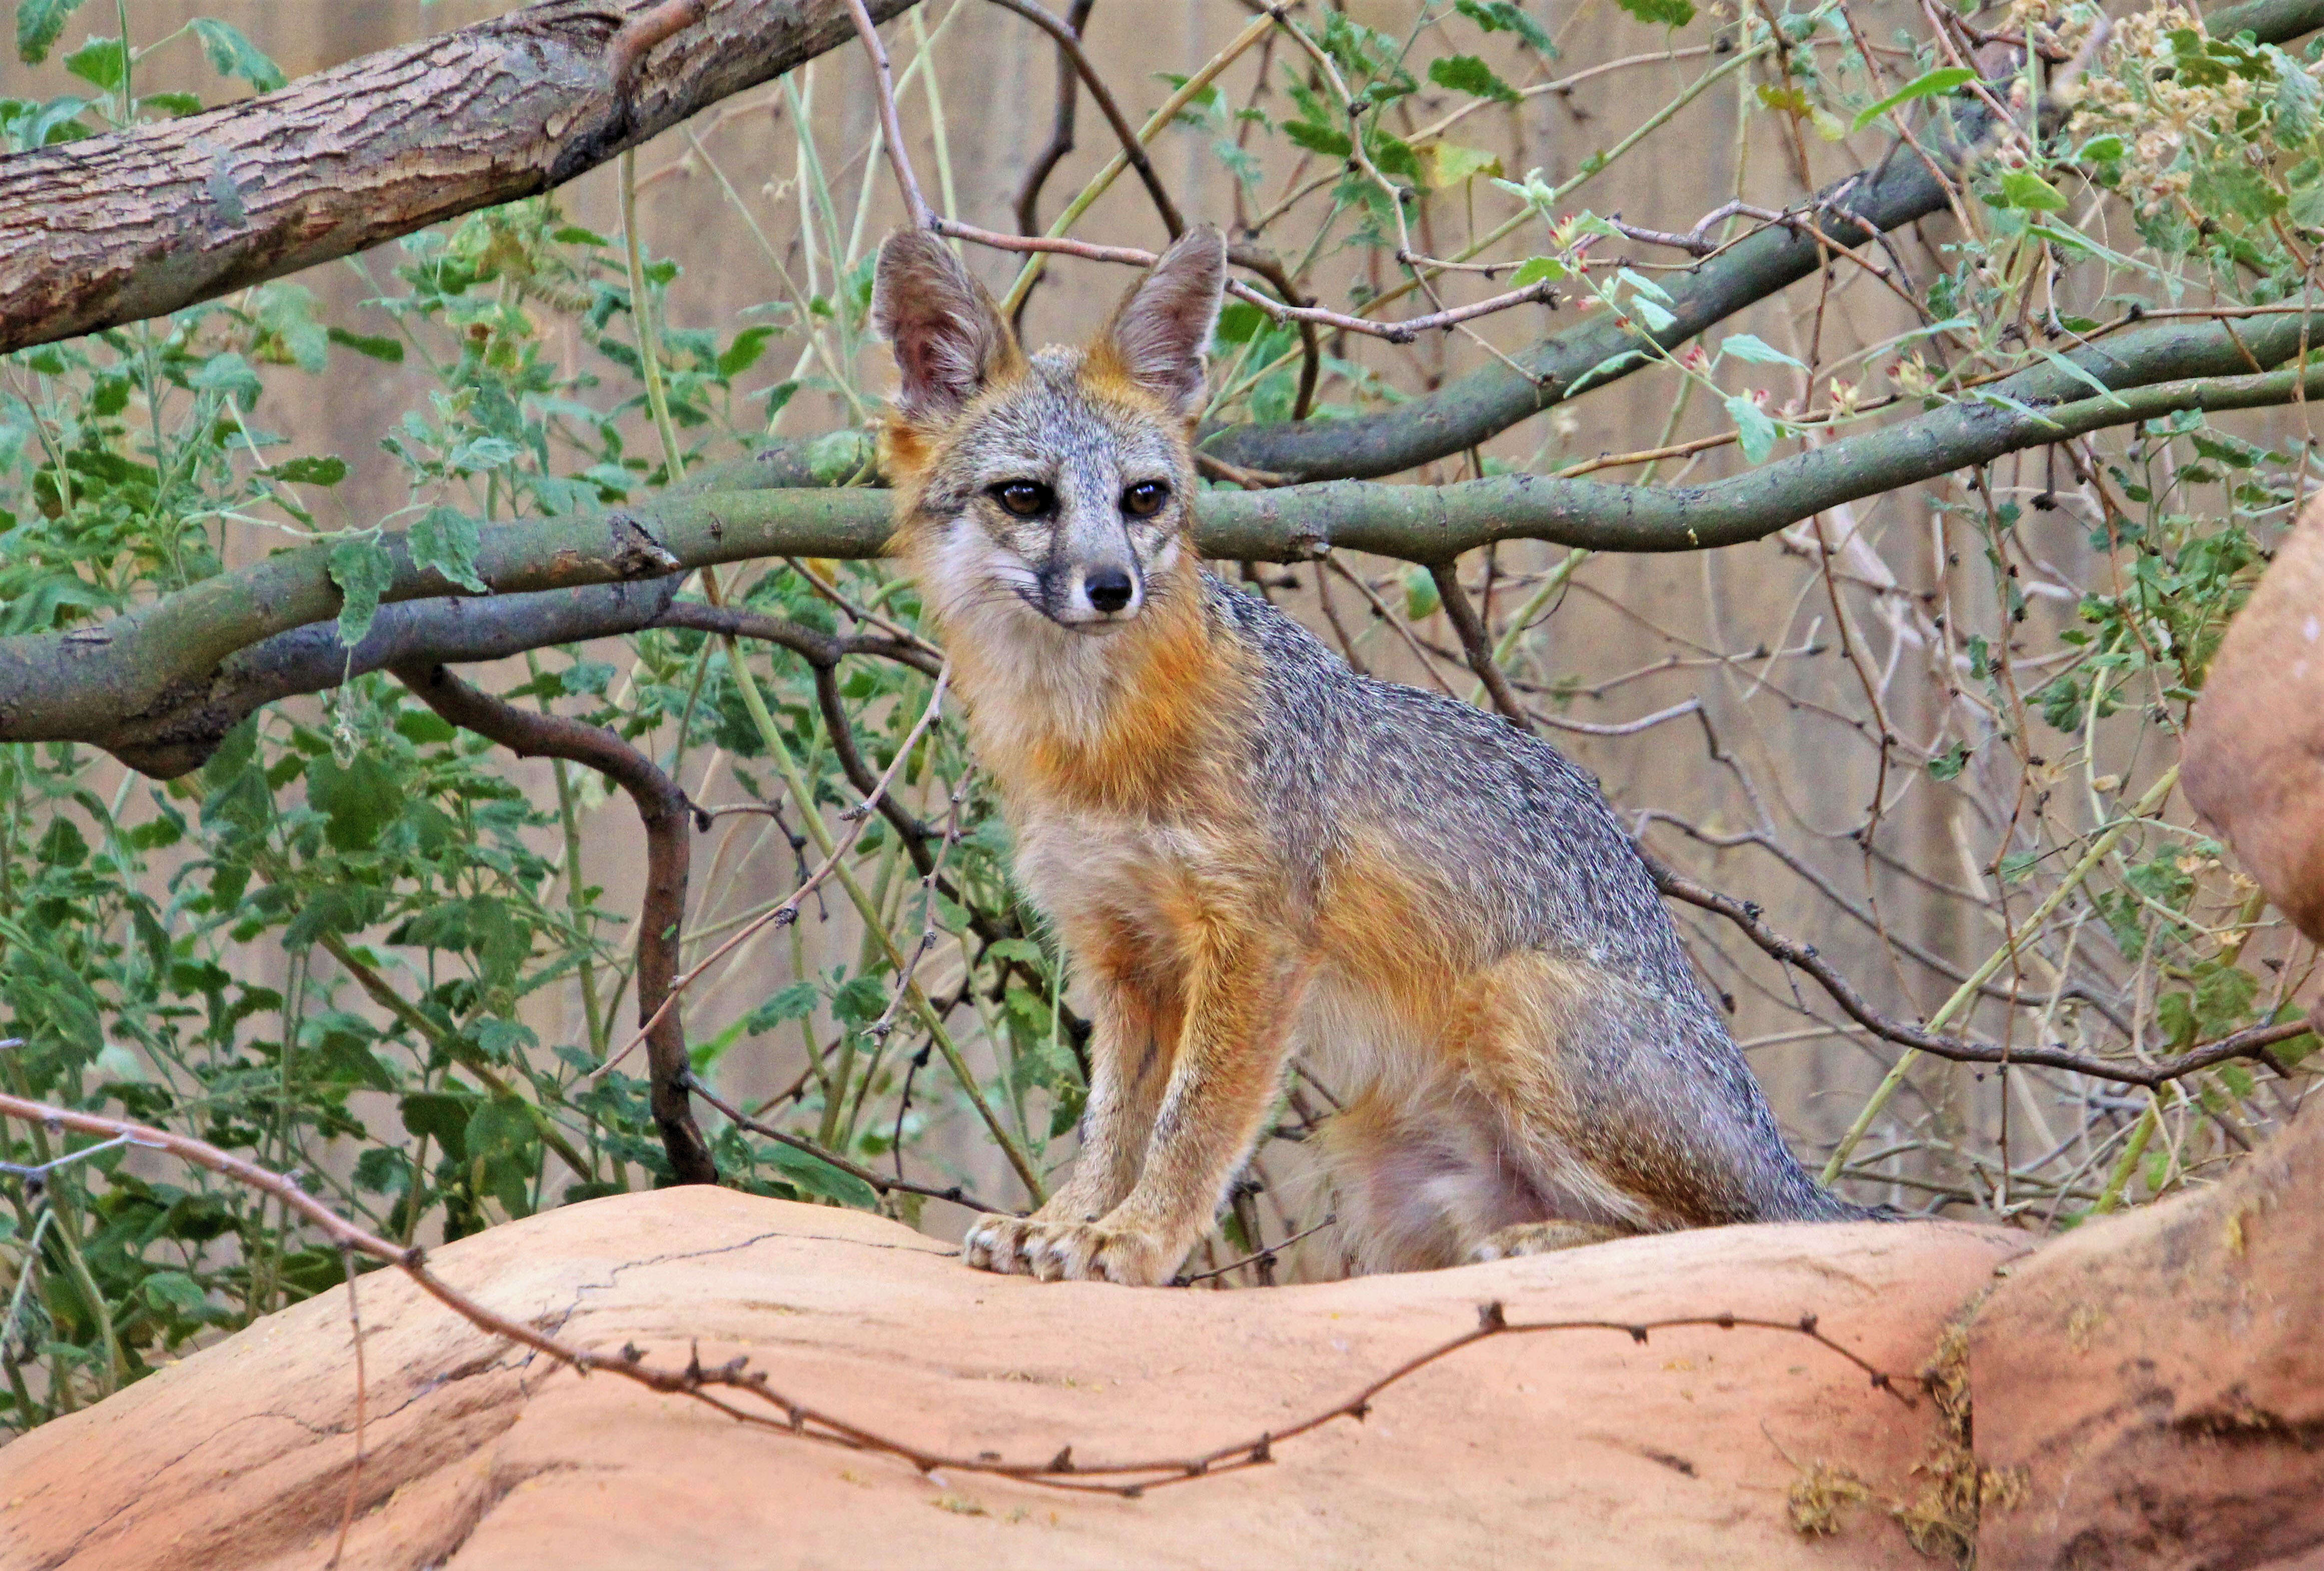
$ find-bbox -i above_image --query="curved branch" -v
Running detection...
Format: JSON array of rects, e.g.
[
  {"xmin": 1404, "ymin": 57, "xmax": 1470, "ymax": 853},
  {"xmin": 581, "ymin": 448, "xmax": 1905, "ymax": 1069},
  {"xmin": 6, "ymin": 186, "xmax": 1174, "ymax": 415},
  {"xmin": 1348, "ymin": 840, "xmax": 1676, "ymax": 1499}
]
[
  {"xmin": 984, "ymin": 0, "xmax": 1183, "ymax": 238},
  {"xmin": 393, "ymin": 663, "xmax": 719, "ymax": 1185},
  {"xmin": 1193, "ymin": 339, "xmax": 2324, "ymax": 562},
  {"xmin": 0, "ymin": 0, "xmax": 918, "ymax": 355}
]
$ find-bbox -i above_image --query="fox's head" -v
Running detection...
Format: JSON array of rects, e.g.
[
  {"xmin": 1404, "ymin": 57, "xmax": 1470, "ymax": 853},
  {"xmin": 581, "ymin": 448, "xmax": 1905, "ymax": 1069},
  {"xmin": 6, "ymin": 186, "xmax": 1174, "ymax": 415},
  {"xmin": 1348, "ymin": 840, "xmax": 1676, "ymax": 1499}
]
[{"xmin": 872, "ymin": 226, "xmax": 1226, "ymax": 634}]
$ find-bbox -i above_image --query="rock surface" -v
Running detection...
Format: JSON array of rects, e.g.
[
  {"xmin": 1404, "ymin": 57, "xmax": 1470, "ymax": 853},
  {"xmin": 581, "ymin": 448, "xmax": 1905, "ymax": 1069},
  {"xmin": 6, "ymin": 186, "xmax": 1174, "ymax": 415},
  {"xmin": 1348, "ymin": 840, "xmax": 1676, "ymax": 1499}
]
[
  {"xmin": 2184, "ymin": 494, "xmax": 2324, "ymax": 942},
  {"xmin": 1971, "ymin": 1101, "xmax": 2324, "ymax": 1570},
  {"xmin": 0, "ymin": 1195, "xmax": 2027, "ymax": 1570}
]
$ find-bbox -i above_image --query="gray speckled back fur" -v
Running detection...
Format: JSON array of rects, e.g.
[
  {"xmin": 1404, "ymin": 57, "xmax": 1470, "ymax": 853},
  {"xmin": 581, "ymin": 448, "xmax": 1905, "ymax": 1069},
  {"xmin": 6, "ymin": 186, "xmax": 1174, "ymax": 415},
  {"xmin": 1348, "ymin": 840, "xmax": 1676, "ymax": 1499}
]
[{"xmin": 1207, "ymin": 574, "xmax": 1858, "ymax": 1226}]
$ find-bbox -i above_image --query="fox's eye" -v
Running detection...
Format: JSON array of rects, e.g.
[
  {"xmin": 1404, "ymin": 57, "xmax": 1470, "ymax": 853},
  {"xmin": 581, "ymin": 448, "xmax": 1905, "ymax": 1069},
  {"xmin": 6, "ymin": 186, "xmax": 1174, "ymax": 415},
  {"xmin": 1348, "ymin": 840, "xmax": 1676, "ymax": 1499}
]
[
  {"xmin": 1122, "ymin": 480, "xmax": 1170, "ymax": 518},
  {"xmin": 992, "ymin": 481, "xmax": 1053, "ymax": 517}
]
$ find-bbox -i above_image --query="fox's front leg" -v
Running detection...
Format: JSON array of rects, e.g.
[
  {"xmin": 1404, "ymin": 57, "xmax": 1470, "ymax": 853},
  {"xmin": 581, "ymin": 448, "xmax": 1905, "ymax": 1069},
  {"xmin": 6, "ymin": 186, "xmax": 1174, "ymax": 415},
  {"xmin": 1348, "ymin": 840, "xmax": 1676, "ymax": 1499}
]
[
  {"xmin": 962, "ymin": 979, "xmax": 1179, "ymax": 1275},
  {"xmin": 1013, "ymin": 941, "xmax": 1307, "ymax": 1286}
]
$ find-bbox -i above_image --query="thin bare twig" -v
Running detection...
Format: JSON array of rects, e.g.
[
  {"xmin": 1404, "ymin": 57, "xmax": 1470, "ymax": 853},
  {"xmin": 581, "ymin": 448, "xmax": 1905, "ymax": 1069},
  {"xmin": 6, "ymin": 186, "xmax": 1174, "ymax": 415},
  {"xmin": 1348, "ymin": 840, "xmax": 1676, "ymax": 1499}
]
[
  {"xmin": 684, "ymin": 1072, "xmax": 1004, "ymax": 1213},
  {"xmin": 844, "ymin": 0, "xmax": 932, "ymax": 227},
  {"xmin": 984, "ymin": 0, "xmax": 1181, "ymax": 237}
]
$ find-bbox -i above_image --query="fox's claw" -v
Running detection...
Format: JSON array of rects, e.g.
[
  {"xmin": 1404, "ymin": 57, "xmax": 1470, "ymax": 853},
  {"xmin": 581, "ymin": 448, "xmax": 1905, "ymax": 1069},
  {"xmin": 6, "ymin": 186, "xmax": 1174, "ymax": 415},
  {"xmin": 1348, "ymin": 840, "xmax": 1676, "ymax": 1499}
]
[{"xmin": 961, "ymin": 1215, "xmax": 1174, "ymax": 1285}]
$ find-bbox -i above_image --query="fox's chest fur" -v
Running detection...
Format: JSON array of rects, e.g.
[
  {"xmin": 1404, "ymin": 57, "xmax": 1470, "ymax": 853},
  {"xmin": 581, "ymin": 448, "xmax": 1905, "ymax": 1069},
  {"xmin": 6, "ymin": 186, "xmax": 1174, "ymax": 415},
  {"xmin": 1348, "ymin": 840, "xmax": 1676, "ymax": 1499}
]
[{"xmin": 940, "ymin": 566, "xmax": 1275, "ymax": 978}]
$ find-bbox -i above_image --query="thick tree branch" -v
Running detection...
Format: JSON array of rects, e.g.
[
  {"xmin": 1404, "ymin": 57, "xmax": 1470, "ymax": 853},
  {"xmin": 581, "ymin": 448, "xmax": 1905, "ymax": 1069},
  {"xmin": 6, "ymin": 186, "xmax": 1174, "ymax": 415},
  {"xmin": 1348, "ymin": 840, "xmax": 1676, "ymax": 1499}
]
[
  {"xmin": 0, "ymin": 0, "xmax": 917, "ymax": 355},
  {"xmin": 393, "ymin": 663, "xmax": 719, "ymax": 1186},
  {"xmin": 106, "ymin": 580, "xmax": 684, "ymax": 778},
  {"xmin": 8, "ymin": 306, "xmax": 2321, "ymax": 772}
]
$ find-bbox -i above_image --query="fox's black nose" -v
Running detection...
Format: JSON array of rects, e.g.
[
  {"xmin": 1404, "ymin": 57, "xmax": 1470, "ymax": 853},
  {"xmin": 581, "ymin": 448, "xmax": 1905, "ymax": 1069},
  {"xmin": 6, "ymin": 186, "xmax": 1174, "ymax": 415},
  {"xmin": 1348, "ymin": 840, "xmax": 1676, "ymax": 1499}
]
[{"xmin": 1085, "ymin": 568, "xmax": 1134, "ymax": 613}]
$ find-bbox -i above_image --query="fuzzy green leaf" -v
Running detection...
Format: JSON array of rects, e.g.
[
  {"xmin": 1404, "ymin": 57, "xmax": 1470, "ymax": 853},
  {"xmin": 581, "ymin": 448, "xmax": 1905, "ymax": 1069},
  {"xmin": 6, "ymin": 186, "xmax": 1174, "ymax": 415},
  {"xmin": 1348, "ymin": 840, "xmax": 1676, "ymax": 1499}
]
[
  {"xmin": 1428, "ymin": 54, "xmax": 1521, "ymax": 104},
  {"xmin": 410, "ymin": 506, "xmax": 487, "ymax": 594},
  {"xmin": 1719, "ymin": 332, "xmax": 1804, "ymax": 368},
  {"xmin": 15, "ymin": 0, "xmax": 87, "ymax": 64},
  {"xmin": 1615, "ymin": 0, "xmax": 1694, "ymax": 27},
  {"xmin": 190, "ymin": 18, "xmax": 285, "ymax": 93},
  {"xmin": 328, "ymin": 535, "xmax": 395, "ymax": 646},
  {"xmin": 1725, "ymin": 394, "xmax": 1779, "ymax": 464}
]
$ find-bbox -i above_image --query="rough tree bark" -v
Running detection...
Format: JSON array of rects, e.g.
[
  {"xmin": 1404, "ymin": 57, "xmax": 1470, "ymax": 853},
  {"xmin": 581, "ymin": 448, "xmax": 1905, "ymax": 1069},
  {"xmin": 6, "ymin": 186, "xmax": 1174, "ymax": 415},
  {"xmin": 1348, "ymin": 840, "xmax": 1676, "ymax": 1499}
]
[{"xmin": 0, "ymin": 0, "xmax": 917, "ymax": 354}]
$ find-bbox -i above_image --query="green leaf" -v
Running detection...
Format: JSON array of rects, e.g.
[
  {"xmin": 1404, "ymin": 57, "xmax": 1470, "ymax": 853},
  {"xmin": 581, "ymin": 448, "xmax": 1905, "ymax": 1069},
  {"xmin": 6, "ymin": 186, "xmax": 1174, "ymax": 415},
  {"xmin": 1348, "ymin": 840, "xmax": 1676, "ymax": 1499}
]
[
  {"xmin": 15, "ymin": 0, "xmax": 87, "ymax": 64},
  {"xmin": 446, "ymin": 436, "xmax": 524, "ymax": 474},
  {"xmin": 138, "ymin": 90, "xmax": 202, "ymax": 118},
  {"xmin": 1283, "ymin": 119, "xmax": 1353, "ymax": 158},
  {"xmin": 400, "ymin": 1092, "xmax": 473, "ymax": 1160},
  {"xmin": 328, "ymin": 535, "xmax": 395, "ymax": 646},
  {"xmin": 306, "ymin": 751, "xmax": 400, "ymax": 852},
  {"xmin": 1404, "ymin": 566, "xmax": 1442, "ymax": 621},
  {"xmin": 1213, "ymin": 300, "xmax": 1268, "ymax": 344},
  {"xmin": 1928, "ymin": 741, "xmax": 1971, "ymax": 780},
  {"xmin": 266, "ymin": 455, "xmax": 347, "ymax": 487},
  {"xmin": 2275, "ymin": 55, "xmax": 2322, "ymax": 140},
  {"xmin": 806, "ymin": 429, "xmax": 870, "ymax": 485},
  {"xmin": 1625, "ymin": 293, "xmax": 1676, "ymax": 333},
  {"xmin": 1428, "ymin": 55, "xmax": 1520, "ymax": 104},
  {"xmin": 327, "ymin": 326, "xmax": 404, "ymax": 364},
  {"xmin": 1996, "ymin": 167, "xmax": 2069, "ymax": 212},
  {"xmin": 37, "ymin": 815, "xmax": 87, "ymax": 867},
  {"xmin": 189, "ymin": 350, "xmax": 262, "ymax": 411},
  {"xmin": 1850, "ymin": 66, "xmax": 1976, "ymax": 132},
  {"xmin": 762, "ymin": 1141, "xmax": 879, "ymax": 1209},
  {"xmin": 142, "ymin": 1271, "xmax": 210, "ymax": 1318},
  {"xmin": 465, "ymin": 1099, "xmax": 537, "ymax": 1165},
  {"xmin": 1725, "ymin": 394, "xmax": 1779, "ymax": 464},
  {"xmin": 190, "ymin": 18, "xmax": 285, "ymax": 93},
  {"xmin": 1615, "ymin": 0, "xmax": 1694, "ymax": 27},
  {"xmin": 1418, "ymin": 141, "xmax": 1503, "ymax": 188},
  {"xmin": 1511, "ymin": 255, "xmax": 1567, "ymax": 286},
  {"xmin": 1719, "ymin": 332, "xmax": 1803, "ymax": 368},
  {"xmin": 716, "ymin": 325, "xmax": 776, "ymax": 378},
  {"xmin": 410, "ymin": 506, "xmax": 487, "ymax": 594},
  {"xmin": 62, "ymin": 35, "xmax": 122, "ymax": 92},
  {"xmin": 1456, "ymin": 0, "xmax": 1555, "ymax": 53},
  {"xmin": 254, "ymin": 283, "xmax": 329, "ymax": 373},
  {"xmin": 744, "ymin": 981, "xmax": 820, "ymax": 1034}
]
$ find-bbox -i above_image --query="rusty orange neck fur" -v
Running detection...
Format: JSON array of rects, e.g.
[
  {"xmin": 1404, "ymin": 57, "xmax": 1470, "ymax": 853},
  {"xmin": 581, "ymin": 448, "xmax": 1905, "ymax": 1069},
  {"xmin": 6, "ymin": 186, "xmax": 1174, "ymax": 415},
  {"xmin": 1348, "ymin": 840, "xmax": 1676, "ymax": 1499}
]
[{"xmin": 914, "ymin": 541, "xmax": 1238, "ymax": 817}]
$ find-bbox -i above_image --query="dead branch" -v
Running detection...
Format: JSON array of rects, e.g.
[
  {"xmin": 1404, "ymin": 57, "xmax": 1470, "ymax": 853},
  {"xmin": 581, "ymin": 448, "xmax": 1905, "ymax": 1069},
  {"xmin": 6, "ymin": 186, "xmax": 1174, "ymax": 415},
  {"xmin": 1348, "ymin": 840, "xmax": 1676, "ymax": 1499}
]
[
  {"xmin": 1651, "ymin": 860, "xmax": 2317, "ymax": 1089},
  {"xmin": 935, "ymin": 220, "xmax": 1559, "ymax": 342},
  {"xmin": 0, "ymin": 0, "xmax": 917, "ymax": 355},
  {"xmin": 843, "ymin": 0, "xmax": 933, "ymax": 227},
  {"xmin": 984, "ymin": 0, "xmax": 1184, "ymax": 238}
]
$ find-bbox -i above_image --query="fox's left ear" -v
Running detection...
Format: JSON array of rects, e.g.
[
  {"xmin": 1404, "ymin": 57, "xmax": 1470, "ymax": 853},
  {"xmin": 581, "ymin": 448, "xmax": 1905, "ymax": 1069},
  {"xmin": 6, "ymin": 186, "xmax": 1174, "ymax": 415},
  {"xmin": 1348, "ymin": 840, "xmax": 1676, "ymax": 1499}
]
[{"xmin": 1097, "ymin": 225, "xmax": 1227, "ymax": 419}]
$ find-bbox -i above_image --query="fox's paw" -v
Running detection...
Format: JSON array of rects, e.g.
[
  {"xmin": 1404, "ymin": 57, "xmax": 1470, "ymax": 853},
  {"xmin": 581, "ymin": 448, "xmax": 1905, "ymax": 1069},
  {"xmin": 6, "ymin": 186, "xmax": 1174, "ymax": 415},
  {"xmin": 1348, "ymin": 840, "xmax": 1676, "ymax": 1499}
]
[
  {"xmin": 1470, "ymin": 1220, "xmax": 1629, "ymax": 1262},
  {"xmin": 961, "ymin": 1216, "xmax": 1175, "ymax": 1285},
  {"xmin": 961, "ymin": 1214, "xmax": 1040, "ymax": 1275}
]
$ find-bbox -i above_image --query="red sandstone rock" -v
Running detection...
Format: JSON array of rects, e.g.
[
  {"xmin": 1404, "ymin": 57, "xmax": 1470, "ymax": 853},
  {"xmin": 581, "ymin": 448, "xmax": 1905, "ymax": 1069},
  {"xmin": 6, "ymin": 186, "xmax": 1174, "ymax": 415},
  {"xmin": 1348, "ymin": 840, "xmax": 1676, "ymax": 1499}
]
[
  {"xmin": 1971, "ymin": 1102, "xmax": 2324, "ymax": 1570},
  {"xmin": 2185, "ymin": 497, "xmax": 2324, "ymax": 942},
  {"xmin": 0, "ymin": 1194, "xmax": 2026, "ymax": 1570}
]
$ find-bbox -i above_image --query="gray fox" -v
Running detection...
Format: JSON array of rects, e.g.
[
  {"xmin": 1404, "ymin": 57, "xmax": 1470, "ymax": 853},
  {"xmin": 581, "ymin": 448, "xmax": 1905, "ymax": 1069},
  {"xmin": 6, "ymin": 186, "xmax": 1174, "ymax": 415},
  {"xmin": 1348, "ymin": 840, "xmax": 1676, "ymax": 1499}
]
[{"xmin": 871, "ymin": 225, "xmax": 1863, "ymax": 1286}]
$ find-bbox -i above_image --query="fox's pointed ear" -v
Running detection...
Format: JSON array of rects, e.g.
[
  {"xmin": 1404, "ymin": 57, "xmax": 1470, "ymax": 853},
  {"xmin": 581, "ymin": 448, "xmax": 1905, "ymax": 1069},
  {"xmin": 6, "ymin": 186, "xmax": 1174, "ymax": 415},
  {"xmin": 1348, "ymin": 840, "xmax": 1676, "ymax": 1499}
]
[
  {"xmin": 873, "ymin": 230, "xmax": 1019, "ymax": 424},
  {"xmin": 1096, "ymin": 225, "xmax": 1227, "ymax": 418}
]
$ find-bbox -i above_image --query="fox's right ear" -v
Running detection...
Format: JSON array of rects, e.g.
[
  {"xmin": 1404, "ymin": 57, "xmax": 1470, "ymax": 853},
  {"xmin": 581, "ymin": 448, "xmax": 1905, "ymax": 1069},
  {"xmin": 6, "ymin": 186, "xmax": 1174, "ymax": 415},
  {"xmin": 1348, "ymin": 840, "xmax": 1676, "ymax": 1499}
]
[{"xmin": 873, "ymin": 230, "xmax": 1019, "ymax": 424}]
